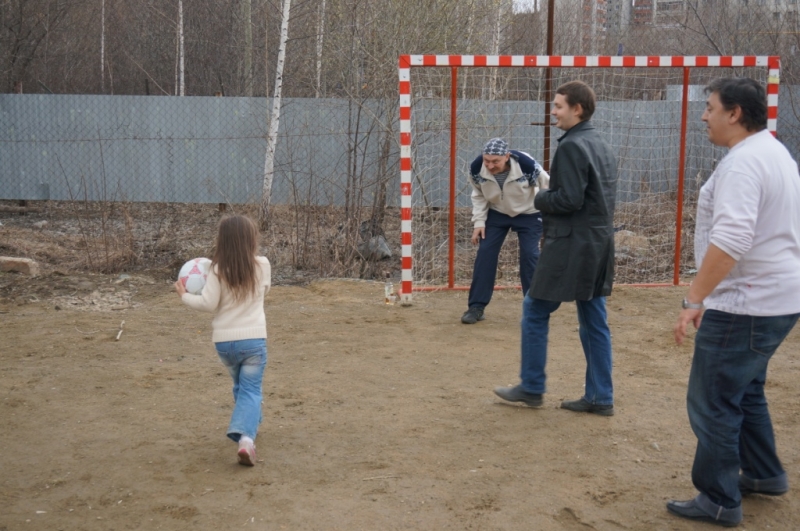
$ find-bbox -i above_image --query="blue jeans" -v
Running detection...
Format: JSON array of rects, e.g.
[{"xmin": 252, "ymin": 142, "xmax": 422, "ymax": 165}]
[
  {"xmin": 519, "ymin": 295, "xmax": 613, "ymax": 405},
  {"xmin": 468, "ymin": 209, "xmax": 542, "ymax": 309},
  {"xmin": 215, "ymin": 338, "xmax": 267, "ymax": 442},
  {"xmin": 687, "ymin": 310, "xmax": 799, "ymax": 509}
]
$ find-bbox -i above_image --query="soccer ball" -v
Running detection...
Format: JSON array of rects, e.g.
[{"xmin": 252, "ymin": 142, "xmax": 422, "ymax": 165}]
[{"xmin": 178, "ymin": 258, "xmax": 211, "ymax": 295}]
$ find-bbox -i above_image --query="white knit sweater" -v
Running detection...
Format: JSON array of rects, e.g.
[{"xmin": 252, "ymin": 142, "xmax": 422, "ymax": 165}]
[{"xmin": 181, "ymin": 256, "xmax": 271, "ymax": 342}]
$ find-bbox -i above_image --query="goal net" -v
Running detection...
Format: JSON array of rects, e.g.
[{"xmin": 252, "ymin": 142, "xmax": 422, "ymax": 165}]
[{"xmin": 398, "ymin": 55, "xmax": 780, "ymax": 304}]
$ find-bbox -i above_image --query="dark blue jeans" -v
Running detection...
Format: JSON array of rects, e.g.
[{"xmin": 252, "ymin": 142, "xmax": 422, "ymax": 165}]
[
  {"xmin": 519, "ymin": 295, "xmax": 613, "ymax": 405},
  {"xmin": 467, "ymin": 209, "xmax": 542, "ymax": 309},
  {"xmin": 688, "ymin": 309, "xmax": 799, "ymax": 508}
]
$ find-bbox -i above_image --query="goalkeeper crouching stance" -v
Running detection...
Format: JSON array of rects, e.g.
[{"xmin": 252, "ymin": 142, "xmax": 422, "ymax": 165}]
[{"xmin": 461, "ymin": 138, "xmax": 550, "ymax": 324}]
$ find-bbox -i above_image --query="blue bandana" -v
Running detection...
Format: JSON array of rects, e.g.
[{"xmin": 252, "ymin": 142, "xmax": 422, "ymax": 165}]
[{"xmin": 483, "ymin": 138, "xmax": 509, "ymax": 156}]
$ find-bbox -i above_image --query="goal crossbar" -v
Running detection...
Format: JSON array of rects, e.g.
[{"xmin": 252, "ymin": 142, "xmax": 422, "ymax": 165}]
[{"xmin": 398, "ymin": 55, "xmax": 781, "ymax": 304}]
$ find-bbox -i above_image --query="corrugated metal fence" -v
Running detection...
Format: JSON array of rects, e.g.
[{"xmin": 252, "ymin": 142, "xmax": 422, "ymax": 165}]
[{"xmin": 2, "ymin": 92, "xmax": 799, "ymax": 206}]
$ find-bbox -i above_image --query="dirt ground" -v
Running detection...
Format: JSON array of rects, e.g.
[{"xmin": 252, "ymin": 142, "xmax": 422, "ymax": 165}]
[{"xmin": 2, "ymin": 270, "xmax": 800, "ymax": 531}]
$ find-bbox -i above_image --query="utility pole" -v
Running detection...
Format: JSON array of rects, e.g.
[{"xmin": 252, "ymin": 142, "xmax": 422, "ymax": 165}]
[{"xmin": 543, "ymin": 0, "xmax": 555, "ymax": 171}]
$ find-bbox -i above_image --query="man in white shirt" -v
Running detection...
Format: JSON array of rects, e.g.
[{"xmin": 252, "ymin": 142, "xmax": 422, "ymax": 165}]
[{"xmin": 669, "ymin": 78, "xmax": 800, "ymax": 527}]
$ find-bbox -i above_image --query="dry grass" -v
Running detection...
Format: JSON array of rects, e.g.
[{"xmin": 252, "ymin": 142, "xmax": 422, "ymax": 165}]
[
  {"xmin": 412, "ymin": 198, "xmax": 698, "ymax": 287},
  {"xmin": 1, "ymin": 197, "xmax": 695, "ymax": 286},
  {"xmin": 0, "ymin": 201, "xmax": 403, "ymax": 284}
]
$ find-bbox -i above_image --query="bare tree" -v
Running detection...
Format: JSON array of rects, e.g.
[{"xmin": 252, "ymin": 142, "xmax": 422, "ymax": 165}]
[
  {"xmin": 242, "ymin": 0, "xmax": 254, "ymax": 96},
  {"xmin": 176, "ymin": 0, "xmax": 185, "ymax": 96},
  {"xmin": 486, "ymin": 0, "xmax": 504, "ymax": 100},
  {"xmin": 101, "ymin": 0, "xmax": 105, "ymax": 92},
  {"xmin": 1, "ymin": 0, "xmax": 73, "ymax": 92},
  {"xmin": 315, "ymin": 0, "xmax": 326, "ymax": 98},
  {"xmin": 260, "ymin": 0, "xmax": 292, "ymax": 229}
]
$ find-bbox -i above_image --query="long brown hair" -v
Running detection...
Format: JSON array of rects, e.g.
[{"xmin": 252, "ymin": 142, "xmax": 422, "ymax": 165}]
[{"xmin": 211, "ymin": 215, "xmax": 260, "ymax": 302}]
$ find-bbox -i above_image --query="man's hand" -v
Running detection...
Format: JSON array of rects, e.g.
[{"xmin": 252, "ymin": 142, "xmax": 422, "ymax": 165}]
[
  {"xmin": 674, "ymin": 308, "xmax": 703, "ymax": 345},
  {"xmin": 471, "ymin": 227, "xmax": 485, "ymax": 245},
  {"xmin": 672, "ymin": 245, "xmax": 736, "ymax": 345}
]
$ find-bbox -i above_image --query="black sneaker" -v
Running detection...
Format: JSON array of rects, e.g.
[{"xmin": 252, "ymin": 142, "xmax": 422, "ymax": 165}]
[
  {"xmin": 493, "ymin": 385, "xmax": 543, "ymax": 407},
  {"xmin": 461, "ymin": 307, "xmax": 485, "ymax": 324},
  {"xmin": 560, "ymin": 398, "xmax": 615, "ymax": 416}
]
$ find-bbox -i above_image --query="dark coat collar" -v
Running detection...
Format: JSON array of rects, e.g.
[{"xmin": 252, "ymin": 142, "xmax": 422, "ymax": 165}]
[{"xmin": 557, "ymin": 119, "xmax": 595, "ymax": 142}]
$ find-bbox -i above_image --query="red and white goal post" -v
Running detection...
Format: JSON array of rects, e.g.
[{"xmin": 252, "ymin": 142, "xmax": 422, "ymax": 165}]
[{"xmin": 397, "ymin": 55, "xmax": 780, "ymax": 305}]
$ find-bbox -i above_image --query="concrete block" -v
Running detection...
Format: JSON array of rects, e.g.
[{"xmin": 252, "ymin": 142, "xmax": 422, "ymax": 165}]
[
  {"xmin": 615, "ymin": 230, "xmax": 650, "ymax": 257},
  {"xmin": 0, "ymin": 257, "xmax": 40, "ymax": 276}
]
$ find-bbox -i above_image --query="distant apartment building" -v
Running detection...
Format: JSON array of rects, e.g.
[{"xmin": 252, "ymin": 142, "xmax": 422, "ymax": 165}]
[
  {"xmin": 551, "ymin": 0, "xmax": 799, "ymax": 51},
  {"xmin": 758, "ymin": 0, "xmax": 800, "ymax": 25},
  {"xmin": 630, "ymin": 0, "xmax": 686, "ymax": 26},
  {"xmin": 628, "ymin": 0, "xmax": 800, "ymax": 27},
  {"xmin": 753, "ymin": 0, "xmax": 800, "ymax": 9},
  {"xmin": 552, "ymin": 0, "xmax": 609, "ymax": 52},
  {"xmin": 606, "ymin": 0, "xmax": 632, "ymax": 32},
  {"xmin": 704, "ymin": 0, "xmax": 799, "ymax": 28},
  {"xmin": 581, "ymin": 0, "xmax": 608, "ymax": 51}
]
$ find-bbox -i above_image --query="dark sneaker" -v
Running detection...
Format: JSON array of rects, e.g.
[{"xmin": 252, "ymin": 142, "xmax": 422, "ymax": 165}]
[
  {"xmin": 461, "ymin": 307, "xmax": 485, "ymax": 324},
  {"xmin": 739, "ymin": 473, "xmax": 789, "ymax": 496},
  {"xmin": 493, "ymin": 385, "xmax": 543, "ymax": 407},
  {"xmin": 666, "ymin": 494, "xmax": 742, "ymax": 527},
  {"xmin": 560, "ymin": 398, "xmax": 615, "ymax": 416}
]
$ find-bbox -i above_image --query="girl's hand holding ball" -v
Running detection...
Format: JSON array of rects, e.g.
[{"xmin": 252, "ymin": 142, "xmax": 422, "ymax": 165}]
[{"xmin": 175, "ymin": 279, "xmax": 187, "ymax": 296}]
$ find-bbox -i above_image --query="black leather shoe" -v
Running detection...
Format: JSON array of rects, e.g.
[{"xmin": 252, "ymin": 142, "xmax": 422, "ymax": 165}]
[
  {"xmin": 739, "ymin": 473, "xmax": 789, "ymax": 496},
  {"xmin": 461, "ymin": 307, "xmax": 485, "ymax": 324},
  {"xmin": 560, "ymin": 398, "xmax": 614, "ymax": 416},
  {"xmin": 493, "ymin": 385, "xmax": 543, "ymax": 407},
  {"xmin": 666, "ymin": 494, "xmax": 742, "ymax": 527}
]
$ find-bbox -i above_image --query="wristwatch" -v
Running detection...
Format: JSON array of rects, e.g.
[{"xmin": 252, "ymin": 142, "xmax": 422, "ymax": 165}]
[{"xmin": 682, "ymin": 298, "xmax": 703, "ymax": 310}]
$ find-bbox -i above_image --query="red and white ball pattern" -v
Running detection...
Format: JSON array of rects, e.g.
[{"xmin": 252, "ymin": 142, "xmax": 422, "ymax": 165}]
[{"xmin": 178, "ymin": 258, "xmax": 211, "ymax": 295}]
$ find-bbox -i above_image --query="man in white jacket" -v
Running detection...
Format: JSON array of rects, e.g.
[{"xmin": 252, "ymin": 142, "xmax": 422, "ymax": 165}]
[{"xmin": 461, "ymin": 138, "xmax": 550, "ymax": 324}]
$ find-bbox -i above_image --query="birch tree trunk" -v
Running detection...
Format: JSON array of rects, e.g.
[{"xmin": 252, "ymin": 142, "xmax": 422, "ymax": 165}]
[
  {"xmin": 315, "ymin": 0, "xmax": 326, "ymax": 98},
  {"xmin": 462, "ymin": 1, "xmax": 476, "ymax": 100},
  {"xmin": 259, "ymin": 0, "xmax": 292, "ymax": 229},
  {"xmin": 177, "ymin": 0, "xmax": 185, "ymax": 96},
  {"xmin": 242, "ymin": 0, "xmax": 253, "ymax": 96},
  {"xmin": 487, "ymin": 0, "xmax": 503, "ymax": 100},
  {"xmin": 264, "ymin": 0, "xmax": 270, "ymax": 97},
  {"xmin": 100, "ymin": 0, "xmax": 105, "ymax": 92}
]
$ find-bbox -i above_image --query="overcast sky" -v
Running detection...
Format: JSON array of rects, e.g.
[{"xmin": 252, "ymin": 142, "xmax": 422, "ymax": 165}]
[
  {"xmin": 514, "ymin": 0, "xmax": 635, "ymax": 12},
  {"xmin": 513, "ymin": 0, "xmax": 539, "ymax": 13}
]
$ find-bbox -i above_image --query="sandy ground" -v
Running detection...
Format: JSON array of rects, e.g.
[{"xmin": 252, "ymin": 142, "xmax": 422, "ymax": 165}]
[{"xmin": 1, "ymin": 272, "xmax": 800, "ymax": 531}]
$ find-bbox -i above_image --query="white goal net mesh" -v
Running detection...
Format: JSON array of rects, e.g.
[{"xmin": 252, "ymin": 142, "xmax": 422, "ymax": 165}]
[{"xmin": 406, "ymin": 62, "xmax": 771, "ymax": 290}]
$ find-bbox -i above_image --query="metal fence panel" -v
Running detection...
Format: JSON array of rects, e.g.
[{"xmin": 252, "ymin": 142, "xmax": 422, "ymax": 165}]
[{"xmin": 2, "ymin": 92, "xmax": 799, "ymax": 206}]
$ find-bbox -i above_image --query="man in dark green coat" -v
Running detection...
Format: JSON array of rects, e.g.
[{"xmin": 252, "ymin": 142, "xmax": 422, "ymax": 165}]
[{"xmin": 494, "ymin": 80, "xmax": 618, "ymax": 415}]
